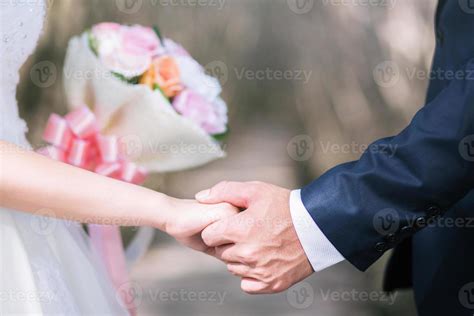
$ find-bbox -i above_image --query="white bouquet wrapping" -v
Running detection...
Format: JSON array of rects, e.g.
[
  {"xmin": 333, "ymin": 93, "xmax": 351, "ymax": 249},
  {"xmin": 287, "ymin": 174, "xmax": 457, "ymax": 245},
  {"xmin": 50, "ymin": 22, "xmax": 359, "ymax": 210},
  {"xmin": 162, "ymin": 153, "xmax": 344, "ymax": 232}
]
[{"xmin": 63, "ymin": 23, "xmax": 227, "ymax": 173}]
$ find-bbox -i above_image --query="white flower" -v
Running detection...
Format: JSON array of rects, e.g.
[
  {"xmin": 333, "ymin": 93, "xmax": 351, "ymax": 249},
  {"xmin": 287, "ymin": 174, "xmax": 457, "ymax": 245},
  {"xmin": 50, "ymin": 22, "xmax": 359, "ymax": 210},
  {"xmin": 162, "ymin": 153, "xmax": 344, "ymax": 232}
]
[{"xmin": 176, "ymin": 56, "xmax": 222, "ymax": 101}]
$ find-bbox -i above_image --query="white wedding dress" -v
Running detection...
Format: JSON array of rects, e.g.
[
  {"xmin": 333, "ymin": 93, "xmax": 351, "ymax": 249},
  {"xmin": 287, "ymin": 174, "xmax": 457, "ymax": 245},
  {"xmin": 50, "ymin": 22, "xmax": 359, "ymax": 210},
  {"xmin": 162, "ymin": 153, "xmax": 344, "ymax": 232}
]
[{"xmin": 0, "ymin": 2, "xmax": 128, "ymax": 315}]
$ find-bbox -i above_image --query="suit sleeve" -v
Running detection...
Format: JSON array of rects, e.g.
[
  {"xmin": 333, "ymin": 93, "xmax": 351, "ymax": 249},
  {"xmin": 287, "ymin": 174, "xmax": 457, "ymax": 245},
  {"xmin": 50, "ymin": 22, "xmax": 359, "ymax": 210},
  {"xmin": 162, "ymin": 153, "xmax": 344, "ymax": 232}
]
[{"xmin": 301, "ymin": 58, "xmax": 474, "ymax": 271}]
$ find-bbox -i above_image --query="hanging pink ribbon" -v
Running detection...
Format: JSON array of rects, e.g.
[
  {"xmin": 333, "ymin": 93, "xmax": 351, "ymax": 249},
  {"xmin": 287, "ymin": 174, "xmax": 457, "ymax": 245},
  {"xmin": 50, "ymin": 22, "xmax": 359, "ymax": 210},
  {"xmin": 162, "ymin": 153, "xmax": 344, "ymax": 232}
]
[{"xmin": 38, "ymin": 106, "xmax": 146, "ymax": 315}]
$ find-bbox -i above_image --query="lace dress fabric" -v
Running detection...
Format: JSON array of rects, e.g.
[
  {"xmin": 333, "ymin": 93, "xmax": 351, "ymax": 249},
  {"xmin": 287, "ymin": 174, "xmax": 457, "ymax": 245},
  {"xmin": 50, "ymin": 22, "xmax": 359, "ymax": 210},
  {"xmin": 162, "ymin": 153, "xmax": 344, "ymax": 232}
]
[{"xmin": 0, "ymin": 2, "xmax": 128, "ymax": 315}]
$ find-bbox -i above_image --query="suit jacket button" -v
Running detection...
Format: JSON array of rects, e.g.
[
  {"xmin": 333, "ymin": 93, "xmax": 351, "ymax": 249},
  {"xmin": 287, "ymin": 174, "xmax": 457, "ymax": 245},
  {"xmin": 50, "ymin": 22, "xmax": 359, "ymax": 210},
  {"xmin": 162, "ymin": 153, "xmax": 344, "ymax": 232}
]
[
  {"xmin": 385, "ymin": 233, "xmax": 396, "ymax": 243},
  {"xmin": 436, "ymin": 30, "xmax": 444, "ymax": 45},
  {"xmin": 375, "ymin": 242, "xmax": 387, "ymax": 252},
  {"xmin": 415, "ymin": 217, "xmax": 427, "ymax": 228},
  {"xmin": 427, "ymin": 217, "xmax": 437, "ymax": 225},
  {"xmin": 427, "ymin": 205, "xmax": 441, "ymax": 217},
  {"xmin": 401, "ymin": 226, "xmax": 414, "ymax": 235}
]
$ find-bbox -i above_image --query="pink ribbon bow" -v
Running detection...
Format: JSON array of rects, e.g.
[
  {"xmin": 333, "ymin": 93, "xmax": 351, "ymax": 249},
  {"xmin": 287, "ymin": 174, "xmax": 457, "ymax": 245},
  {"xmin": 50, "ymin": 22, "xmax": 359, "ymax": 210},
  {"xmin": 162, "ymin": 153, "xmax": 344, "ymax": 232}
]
[{"xmin": 38, "ymin": 106, "xmax": 146, "ymax": 315}]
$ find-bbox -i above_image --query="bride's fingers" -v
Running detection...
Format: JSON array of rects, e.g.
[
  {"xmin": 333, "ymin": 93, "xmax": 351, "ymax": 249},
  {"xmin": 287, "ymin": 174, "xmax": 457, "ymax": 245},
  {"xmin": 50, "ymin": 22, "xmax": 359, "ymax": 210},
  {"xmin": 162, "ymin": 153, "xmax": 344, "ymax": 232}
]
[
  {"xmin": 203, "ymin": 203, "xmax": 239, "ymax": 224},
  {"xmin": 191, "ymin": 203, "xmax": 236, "ymax": 231},
  {"xmin": 201, "ymin": 218, "xmax": 238, "ymax": 247},
  {"xmin": 176, "ymin": 235, "xmax": 208, "ymax": 253},
  {"xmin": 178, "ymin": 203, "xmax": 238, "ymax": 238},
  {"xmin": 215, "ymin": 244, "xmax": 240, "ymax": 262}
]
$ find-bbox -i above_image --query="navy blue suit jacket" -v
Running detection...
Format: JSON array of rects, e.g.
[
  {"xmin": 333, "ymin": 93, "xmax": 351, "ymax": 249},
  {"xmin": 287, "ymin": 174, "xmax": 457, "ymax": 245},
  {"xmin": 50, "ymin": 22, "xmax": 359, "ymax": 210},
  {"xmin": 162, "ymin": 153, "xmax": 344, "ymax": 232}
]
[{"xmin": 301, "ymin": 1, "xmax": 474, "ymax": 315}]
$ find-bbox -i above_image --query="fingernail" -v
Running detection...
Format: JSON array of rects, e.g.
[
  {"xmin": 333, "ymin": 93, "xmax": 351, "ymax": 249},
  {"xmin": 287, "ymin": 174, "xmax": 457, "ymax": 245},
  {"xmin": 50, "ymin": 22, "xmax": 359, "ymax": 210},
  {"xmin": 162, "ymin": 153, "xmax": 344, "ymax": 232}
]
[{"xmin": 196, "ymin": 189, "xmax": 211, "ymax": 201}]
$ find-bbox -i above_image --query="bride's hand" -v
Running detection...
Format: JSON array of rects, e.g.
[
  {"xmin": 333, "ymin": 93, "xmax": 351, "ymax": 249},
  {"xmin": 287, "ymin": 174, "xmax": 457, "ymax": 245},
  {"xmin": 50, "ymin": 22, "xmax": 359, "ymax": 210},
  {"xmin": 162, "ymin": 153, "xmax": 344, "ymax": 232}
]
[{"xmin": 164, "ymin": 199, "xmax": 239, "ymax": 254}]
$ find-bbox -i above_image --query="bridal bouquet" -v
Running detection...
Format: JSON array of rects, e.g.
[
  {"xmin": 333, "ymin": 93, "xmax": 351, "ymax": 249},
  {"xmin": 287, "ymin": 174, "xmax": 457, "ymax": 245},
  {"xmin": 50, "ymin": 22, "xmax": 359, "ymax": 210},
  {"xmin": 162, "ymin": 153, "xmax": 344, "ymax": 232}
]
[
  {"xmin": 51, "ymin": 22, "xmax": 229, "ymax": 312},
  {"xmin": 63, "ymin": 22, "xmax": 227, "ymax": 172}
]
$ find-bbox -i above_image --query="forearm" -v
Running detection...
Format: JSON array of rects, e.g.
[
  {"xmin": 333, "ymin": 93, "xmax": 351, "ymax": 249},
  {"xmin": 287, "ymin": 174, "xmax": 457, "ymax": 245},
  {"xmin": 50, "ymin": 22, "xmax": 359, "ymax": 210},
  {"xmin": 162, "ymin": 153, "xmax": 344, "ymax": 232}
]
[
  {"xmin": 0, "ymin": 141, "xmax": 171, "ymax": 230},
  {"xmin": 302, "ymin": 58, "xmax": 474, "ymax": 270}
]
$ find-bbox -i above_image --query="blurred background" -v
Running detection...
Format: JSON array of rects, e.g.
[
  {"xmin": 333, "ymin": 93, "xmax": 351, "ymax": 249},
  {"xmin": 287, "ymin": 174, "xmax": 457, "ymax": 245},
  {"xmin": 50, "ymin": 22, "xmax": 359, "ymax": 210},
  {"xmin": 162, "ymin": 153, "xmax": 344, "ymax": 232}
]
[{"xmin": 19, "ymin": 0, "xmax": 439, "ymax": 314}]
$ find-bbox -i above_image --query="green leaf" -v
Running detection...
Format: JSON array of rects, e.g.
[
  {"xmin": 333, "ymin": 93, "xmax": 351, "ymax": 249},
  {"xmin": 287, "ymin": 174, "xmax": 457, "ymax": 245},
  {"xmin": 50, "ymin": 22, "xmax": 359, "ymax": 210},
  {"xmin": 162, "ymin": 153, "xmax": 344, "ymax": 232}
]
[
  {"xmin": 112, "ymin": 72, "xmax": 141, "ymax": 84},
  {"xmin": 212, "ymin": 128, "xmax": 229, "ymax": 142},
  {"xmin": 153, "ymin": 25, "xmax": 163, "ymax": 43},
  {"xmin": 87, "ymin": 30, "xmax": 99, "ymax": 56},
  {"xmin": 153, "ymin": 83, "xmax": 169, "ymax": 101}
]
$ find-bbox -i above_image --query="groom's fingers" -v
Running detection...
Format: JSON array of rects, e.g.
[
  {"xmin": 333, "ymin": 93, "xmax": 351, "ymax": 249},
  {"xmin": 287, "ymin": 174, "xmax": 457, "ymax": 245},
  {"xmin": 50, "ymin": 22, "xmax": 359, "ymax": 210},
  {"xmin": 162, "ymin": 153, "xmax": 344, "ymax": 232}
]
[
  {"xmin": 226, "ymin": 263, "xmax": 251, "ymax": 277},
  {"xmin": 215, "ymin": 244, "xmax": 241, "ymax": 262},
  {"xmin": 241, "ymin": 278, "xmax": 270, "ymax": 295},
  {"xmin": 196, "ymin": 181, "xmax": 254, "ymax": 208}
]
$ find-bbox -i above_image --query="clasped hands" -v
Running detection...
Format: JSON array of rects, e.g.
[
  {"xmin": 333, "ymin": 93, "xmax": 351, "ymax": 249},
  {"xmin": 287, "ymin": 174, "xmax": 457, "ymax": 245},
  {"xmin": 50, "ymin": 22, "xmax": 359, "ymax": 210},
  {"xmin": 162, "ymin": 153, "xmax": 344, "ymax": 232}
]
[{"xmin": 194, "ymin": 181, "xmax": 313, "ymax": 294}]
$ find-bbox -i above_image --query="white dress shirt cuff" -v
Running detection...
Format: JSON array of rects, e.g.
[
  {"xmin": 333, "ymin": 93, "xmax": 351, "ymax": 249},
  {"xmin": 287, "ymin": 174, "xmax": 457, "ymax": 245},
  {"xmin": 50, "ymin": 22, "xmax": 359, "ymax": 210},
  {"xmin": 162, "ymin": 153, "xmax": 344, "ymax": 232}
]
[{"xmin": 289, "ymin": 189, "xmax": 345, "ymax": 272}]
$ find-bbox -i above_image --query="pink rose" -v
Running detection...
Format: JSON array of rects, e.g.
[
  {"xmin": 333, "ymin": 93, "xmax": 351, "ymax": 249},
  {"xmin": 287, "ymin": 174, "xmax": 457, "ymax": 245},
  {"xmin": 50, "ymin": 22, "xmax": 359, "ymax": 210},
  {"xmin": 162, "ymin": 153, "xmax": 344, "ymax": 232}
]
[
  {"xmin": 121, "ymin": 25, "xmax": 162, "ymax": 56},
  {"xmin": 92, "ymin": 23, "xmax": 122, "ymax": 56},
  {"xmin": 100, "ymin": 52, "xmax": 152, "ymax": 78},
  {"xmin": 92, "ymin": 23, "xmax": 162, "ymax": 77},
  {"xmin": 172, "ymin": 90, "xmax": 227, "ymax": 135},
  {"xmin": 93, "ymin": 22, "xmax": 121, "ymax": 32}
]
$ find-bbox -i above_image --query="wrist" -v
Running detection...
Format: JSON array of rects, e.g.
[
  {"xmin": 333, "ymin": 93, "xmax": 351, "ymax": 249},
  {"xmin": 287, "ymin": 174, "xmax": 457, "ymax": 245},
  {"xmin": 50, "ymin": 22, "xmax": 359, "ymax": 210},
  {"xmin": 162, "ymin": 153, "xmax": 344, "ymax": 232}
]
[{"xmin": 144, "ymin": 191, "xmax": 174, "ymax": 231}]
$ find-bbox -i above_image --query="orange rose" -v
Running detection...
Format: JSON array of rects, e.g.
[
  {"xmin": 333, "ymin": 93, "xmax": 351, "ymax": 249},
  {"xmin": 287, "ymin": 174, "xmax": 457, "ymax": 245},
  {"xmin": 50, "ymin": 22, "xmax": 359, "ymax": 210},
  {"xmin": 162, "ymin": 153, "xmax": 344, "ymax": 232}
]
[{"xmin": 140, "ymin": 56, "xmax": 183, "ymax": 98}]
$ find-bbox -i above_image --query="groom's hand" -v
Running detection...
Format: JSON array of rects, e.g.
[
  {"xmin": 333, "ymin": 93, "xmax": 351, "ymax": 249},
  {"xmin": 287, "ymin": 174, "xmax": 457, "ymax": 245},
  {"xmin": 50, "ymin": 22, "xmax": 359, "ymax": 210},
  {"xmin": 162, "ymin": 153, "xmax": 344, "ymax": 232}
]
[{"xmin": 196, "ymin": 181, "xmax": 313, "ymax": 294}]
